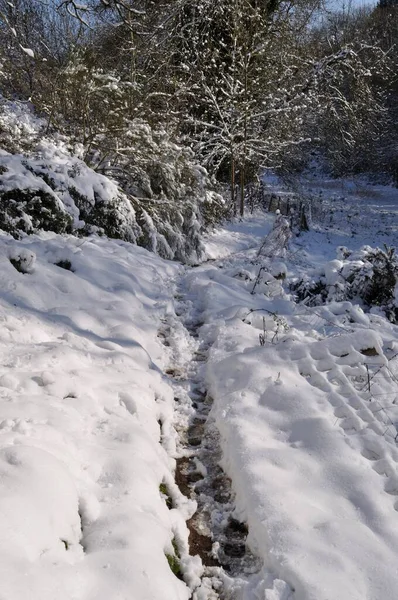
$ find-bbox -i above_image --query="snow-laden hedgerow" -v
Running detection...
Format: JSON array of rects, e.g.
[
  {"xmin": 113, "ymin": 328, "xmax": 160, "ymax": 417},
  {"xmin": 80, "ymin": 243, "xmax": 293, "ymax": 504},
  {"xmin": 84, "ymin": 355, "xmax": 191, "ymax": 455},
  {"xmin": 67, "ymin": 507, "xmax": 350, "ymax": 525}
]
[
  {"xmin": 95, "ymin": 119, "xmax": 227, "ymax": 263},
  {"xmin": 291, "ymin": 244, "xmax": 398, "ymax": 321},
  {"xmin": 0, "ymin": 146, "xmax": 140, "ymax": 242},
  {"xmin": 0, "ymin": 98, "xmax": 225, "ymax": 264}
]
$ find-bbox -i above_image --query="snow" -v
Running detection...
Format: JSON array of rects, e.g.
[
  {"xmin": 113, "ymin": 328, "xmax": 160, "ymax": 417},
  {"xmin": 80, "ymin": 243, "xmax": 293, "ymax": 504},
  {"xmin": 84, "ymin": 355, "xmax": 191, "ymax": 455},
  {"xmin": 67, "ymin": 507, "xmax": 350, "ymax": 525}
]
[
  {"xmin": 8, "ymin": 246, "xmax": 36, "ymax": 272},
  {"xmin": 0, "ymin": 95, "xmax": 47, "ymax": 144},
  {"xmin": 263, "ymin": 174, "xmax": 398, "ymax": 267},
  {"xmin": 1, "ymin": 174, "xmax": 398, "ymax": 600},
  {"xmin": 180, "ymin": 197, "xmax": 398, "ymax": 600},
  {"xmin": 0, "ymin": 231, "xmax": 195, "ymax": 600},
  {"xmin": 203, "ymin": 211, "xmax": 274, "ymax": 260},
  {"xmin": 0, "ymin": 143, "xmax": 137, "ymax": 234},
  {"xmin": 20, "ymin": 46, "xmax": 34, "ymax": 58}
]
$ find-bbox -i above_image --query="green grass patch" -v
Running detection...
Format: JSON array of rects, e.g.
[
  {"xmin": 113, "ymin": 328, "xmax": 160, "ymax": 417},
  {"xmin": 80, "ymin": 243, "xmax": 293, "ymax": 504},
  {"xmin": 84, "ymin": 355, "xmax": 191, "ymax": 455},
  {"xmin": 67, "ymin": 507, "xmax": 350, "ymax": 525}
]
[
  {"xmin": 159, "ymin": 482, "xmax": 173, "ymax": 509},
  {"xmin": 165, "ymin": 538, "xmax": 183, "ymax": 580}
]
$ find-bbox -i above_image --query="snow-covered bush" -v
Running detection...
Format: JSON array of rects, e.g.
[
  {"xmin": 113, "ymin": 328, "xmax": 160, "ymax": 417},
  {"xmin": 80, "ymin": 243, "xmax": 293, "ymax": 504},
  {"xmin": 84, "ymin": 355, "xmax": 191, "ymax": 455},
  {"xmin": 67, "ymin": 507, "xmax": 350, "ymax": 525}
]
[
  {"xmin": 0, "ymin": 187, "xmax": 73, "ymax": 237},
  {"xmin": 0, "ymin": 98, "xmax": 45, "ymax": 155},
  {"xmin": 270, "ymin": 261, "xmax": 287, "ymax": 280},
  {"xmin": 8, "ymin": 247, "xmax": 36, "ymax": 273},
  {"xmin": 251, "ymin": 267, "xmax": 285, "ymax": 298},
  {"xmin": 257, "ymin": 211, "xmax": 292, "ymax": 258},
  {"xmin": 0, "ymin": 99, "xmax": 224, "ymax": 263},
  {"xmin": 0, "ymin": 148, "xmax": 138, "ymax": 242},
  {"xmin": 97, "ymin": 120, "xmax": 225, "ymax": 263},
  {"xmin": 292, "ymin": 245, "xmax": 398, "ymax": 322}
]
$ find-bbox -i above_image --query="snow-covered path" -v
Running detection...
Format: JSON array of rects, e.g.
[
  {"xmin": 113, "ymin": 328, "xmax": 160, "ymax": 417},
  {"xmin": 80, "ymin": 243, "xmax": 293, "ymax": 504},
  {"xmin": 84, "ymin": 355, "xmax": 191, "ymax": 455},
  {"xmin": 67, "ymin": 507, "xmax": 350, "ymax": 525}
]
[
  {"xmin": 182, "ymin": 209, "xmax": 398, "ymax": 600},
  {"xmin": 2, "ymin": 203, "xmax": 398, "ymax": 600}
]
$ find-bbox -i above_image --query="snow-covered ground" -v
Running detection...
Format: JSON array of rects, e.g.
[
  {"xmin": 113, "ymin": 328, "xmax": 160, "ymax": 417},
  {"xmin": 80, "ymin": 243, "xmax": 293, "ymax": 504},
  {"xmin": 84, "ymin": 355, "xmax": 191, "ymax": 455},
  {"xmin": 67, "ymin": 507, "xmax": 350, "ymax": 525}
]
[
  {"xmin": 185, "ymin": 201, "xmax": 398, "ymax": 599},
  {"xmin": 263, "ymin": 173, "xmax": 398, "ymax": 268},
  {"xmin": 2, "ymin": 185, "xmax": 398, "ymax": 600},
  {"xmin": 0, "ymin": 232, "xmax": 201, "ymax": 600}
]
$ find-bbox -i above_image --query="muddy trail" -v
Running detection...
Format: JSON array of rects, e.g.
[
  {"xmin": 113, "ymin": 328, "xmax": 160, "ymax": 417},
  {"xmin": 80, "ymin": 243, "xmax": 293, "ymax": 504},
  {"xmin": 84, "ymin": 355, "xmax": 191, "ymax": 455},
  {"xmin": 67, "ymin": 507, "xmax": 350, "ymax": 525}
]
[{"xmin": 158, "ymin": 281, "xmax": 261, "ymax": 599}]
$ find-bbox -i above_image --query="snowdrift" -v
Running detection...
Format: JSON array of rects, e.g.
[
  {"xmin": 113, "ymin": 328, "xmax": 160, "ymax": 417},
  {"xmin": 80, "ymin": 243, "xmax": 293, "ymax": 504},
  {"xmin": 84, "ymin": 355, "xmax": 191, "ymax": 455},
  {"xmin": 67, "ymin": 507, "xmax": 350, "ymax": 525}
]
[{"xmin": 0, "ymin": 231, "xmax": 194, "ymax": 600}]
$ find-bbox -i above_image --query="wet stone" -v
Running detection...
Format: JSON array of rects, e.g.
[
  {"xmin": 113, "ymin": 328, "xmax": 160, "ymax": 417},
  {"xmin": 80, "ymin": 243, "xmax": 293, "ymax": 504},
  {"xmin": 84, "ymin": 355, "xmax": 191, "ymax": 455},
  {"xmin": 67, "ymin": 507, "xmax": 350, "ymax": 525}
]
[
  {"xmin": 212, "ymin": 473, "xmax": 231, "ymax": 503},
  {"xmin": 172, "ymin": 301, "xmax": 261, "ymax": 580},
  {"xmin": 222, "ymin": 563, "xmax": 231, "ymax": 572},
  {"xmin": 188, "ymin": 423, "xmax": 205, "ymax": 447},
  {"xmin": 225, "ymin": 518, "xmax": 248, "ymax": 536},
  {"xmin": 191, "ymin": 388, "xmax": 207, "ymax": 399},
  {"xmin": 186, "ymin": 471, "xmax": 204, "ymax": 484},
  {"xmin": 187, "ymin": 327, "xmax": 199, "ymax": 338},
  {"xmin": 214, "ymin": 490, "xmax": 230, "ymax": 503},
  {"xmin": 165, "ymin": 368, "xmax": 183, "ymax": 378},
  {"xmin": 192, "ymin": 415, "xmax": 207, "ymax": 424},
  {"xmin": 188, "ymin": 436, "xmax": 202, "ymax": 447},
  {"xmin": 212, "ymin": 465, "xmax": 225, "ymax": 478},
  {"xmin": 223, "ymin": 542, "xmax": 246, "ymax": 558},
  {"xmin": 212, "ymin": 474, "xmax": 231, "ymax": 489},
  {"xmin": 157, "ymin": 329, "xmax": 169, "ymax": 338}
]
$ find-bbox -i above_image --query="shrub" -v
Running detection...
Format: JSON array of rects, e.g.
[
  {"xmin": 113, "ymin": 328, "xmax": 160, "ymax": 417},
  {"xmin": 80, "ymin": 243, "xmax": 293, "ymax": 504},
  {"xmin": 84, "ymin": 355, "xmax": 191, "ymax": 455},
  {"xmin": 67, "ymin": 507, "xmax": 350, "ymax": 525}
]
[
  {"xmin": 0, "ymin": 189, "xmax": 73, "ymax": 238},
  {"xmin": 0, "ymin": 99, "xmax": 224, "ymax": 263},
  {"xmin": 8, "ymin": 248, "xmax": 36, "ymax": 273},
  {"xmin": 291, "ymin": 245, "xmax": 398, "ymax": 322}
]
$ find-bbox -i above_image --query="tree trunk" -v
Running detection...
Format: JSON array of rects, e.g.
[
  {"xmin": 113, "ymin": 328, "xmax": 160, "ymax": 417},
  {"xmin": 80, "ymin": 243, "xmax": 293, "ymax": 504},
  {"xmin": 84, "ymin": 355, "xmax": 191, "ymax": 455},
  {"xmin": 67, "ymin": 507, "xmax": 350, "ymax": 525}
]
[
  {"xmin": 240, "ymin": 42, "xmax": 249, "ymax": 218},
  {"xmin": 300, "ymin": 205, "xmax": 309, "ymax": 231},
  {"xmin": 231, "ymin": 157, "xmax": 236, "ymax": 216},
  {"xmin": 240, "ymin": 167, "xmax": 245, "ymax": 217}
]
